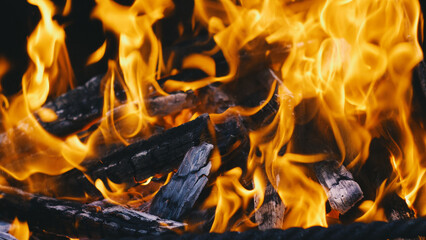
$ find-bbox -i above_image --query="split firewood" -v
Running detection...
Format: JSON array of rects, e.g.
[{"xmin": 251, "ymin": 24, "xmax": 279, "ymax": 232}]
[
  {"xmin": 313, "ymin": 159, "xmax": 364, "ymax": 214},
  {"xmin": 29, "ymin": 114, "xmax": 211, "ymax": 197},
  {"xmin": 0, "ymin": 185, "xmax": 184, "ymax": 239},
  {"xmin": 149, "ymin": 142, "xmax": 213, "ymax": 220},
  {"xmin": 253, "ymin": 182, "xmax": 285, "ymax": 230}
]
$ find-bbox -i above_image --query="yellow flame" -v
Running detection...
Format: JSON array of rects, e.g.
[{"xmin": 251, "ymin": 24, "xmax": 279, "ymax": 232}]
[
  {"xmin": 63, "ymin": 0, "xmax": 72, "ymax": 16},
  {"xmin": 202, "ymin": 0, "xmax": 424, "ymax": 231},
  {"xmin": 0, "ymin": 0, "xmax": 424, "ymax": 231},
  {"xmin": 0, "ymin": 0, "xmax": 87, "ymax": 181},
  {"xmin": 91, "ymin": 0, "xmax": 174, "ymax": 142},
  {"xmin": 9, "ymin": 218, "xmax": 30, "ymax": 240},
  {"xmin": 86, "ymin": 41, "xmax": 107, "ymax": 66}
]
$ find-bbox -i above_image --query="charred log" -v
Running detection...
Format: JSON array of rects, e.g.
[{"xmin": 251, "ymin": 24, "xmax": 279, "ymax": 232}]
[
  {"xmin": 313, "ymin": 159, "xmax": 364, "ymax": 214},
  {"xmin": 35, "ymin": 75, "xmax": 105, "ymax": 137},
  {"xmin": 32, "ymin": 114, "xmax": 210, "ymax": 197},
  {"xmin": 149, "ymin": 143, "xmax": 213, "ymax": 220},
  {"xmin": 0, "ymin": 186, "xmax": 184, "ymax": 239}
]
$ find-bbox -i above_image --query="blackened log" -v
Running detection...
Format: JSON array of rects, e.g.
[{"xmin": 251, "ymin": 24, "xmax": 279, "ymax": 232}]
[
  {"xmin": 37, "ymin": 74, "xmax": 197, "ymax": 136},
  {"xmin": 149, "ymin": 143, "xmax": 213, "ymax": 220},
  {"xmin": 35, "ymin": 114, "xmax": 210, "ymax": 197},
  {"xmin": 382, "ymin": 193, "xmax": 415, "ymax": 221},
  {"xmin": 253, "ymin": 183, "xmax": 285, "ymax": 230},
  {"xmin": 18, "ymin": 74, "xmax": 197, "ymax": 138},
  {"xmin": 314, "ymin": 159, "xmax": 363, "ymax": 214},
  {"xmin": 0, "ymin": 186, "xmax": 184, "ymax": 239},
  {"xmin": 35, "ymin": 75, "xmax": 105, "ymax": 137}
]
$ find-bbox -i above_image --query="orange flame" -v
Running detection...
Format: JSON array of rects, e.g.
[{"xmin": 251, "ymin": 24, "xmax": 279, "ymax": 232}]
[
  {"xmin": 201, "ymin": 0, "xmax": 425, "ymax": 231},
  {"xmin": 9, "ymin": 218, "xmax": 30, "ymax": 240},
  {"xmin": 0, "ymin": 0, "xmax": 424, "ymax": 233}
]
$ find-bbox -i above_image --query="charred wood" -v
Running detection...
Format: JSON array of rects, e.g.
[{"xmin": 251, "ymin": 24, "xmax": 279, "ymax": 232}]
[
  {"xmin": 253, "ymin": 182, "xmax": 285, "ymax": 230},
  {"xmin": 382, "ymin": 193, "xmax": 415, "ymax": 222},
  {"xmin": 149, "ymin": 143, "xmax": 213, "ymax": 220},
  {"xmin": 5, "ymin": 74, "xmax": 197, "ymax": 140},
  {"xmin": 0, "ymin": 186, "xmax": 184, "ymax": 239},
  {"xmin": 35, "ymin": 75, "xmax": 105, "ymax": 137},
  {"xmin": 32, "ymin": 114, "xmax": 210, "ymax": 197},
  {"xmin": 313, "ymin": 159, "xmax": 363, "ymax": 214}
]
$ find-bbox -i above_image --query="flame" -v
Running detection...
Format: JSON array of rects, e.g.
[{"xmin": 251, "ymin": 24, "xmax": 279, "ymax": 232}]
[
  {"xmin": 91, "ymin": 0, "xmax": 174, "ymax": 142},
  {"xmin": 201, "ymin": 0, "xmax": 425, "ymax": 232},
  {"xmin": 86, "ymin": 41, "xmax": 107, "ymax": 66},
  {"xmin": 9, "ymin": 218, "xmax": 30, "ymax": 240},
  {"xmin": 0, "ymin": 0, "xmax": 424, "ymax": 234},
  {"xmin": 0, "ymin": 0, "xmax": 88, "ymax": 181}
]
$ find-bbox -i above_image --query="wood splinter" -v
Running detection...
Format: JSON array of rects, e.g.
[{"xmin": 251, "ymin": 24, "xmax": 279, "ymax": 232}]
[{"xmin": 313, "ymin": 159, "xmax": 363, "ymax": 214}]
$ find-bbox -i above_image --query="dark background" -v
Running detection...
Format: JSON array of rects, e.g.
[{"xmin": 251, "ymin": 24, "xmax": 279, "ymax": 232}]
[{"xmin": 0, "ymin": 0, "xmax": 424, "ymax": 97}]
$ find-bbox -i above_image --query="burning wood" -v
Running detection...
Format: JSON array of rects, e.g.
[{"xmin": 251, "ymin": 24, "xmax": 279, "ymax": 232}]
[
  {"xmin": 31, "ymin": 114, "xmax": 210, "ymax": 197},
  {"xmin": 254, "ymin": 182, "xmax": 286, "ymax": 230},
  {"xmin": 0, "ymin": 0, "xmax": 425, "ymax": 238},
  {"xmin": 0, "ymin": 185, "xmax": 184, "ymax": 239},
  {"xmin": 150, "ymin": 142, "xmax": 214, "ymax": 220},
  {"xmin": 313, "ymin": 159, "xmax": 364, "ymax": 214}
]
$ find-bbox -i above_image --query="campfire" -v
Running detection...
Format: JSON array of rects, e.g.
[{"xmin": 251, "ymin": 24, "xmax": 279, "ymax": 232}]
[{"xmin": 0, "ymin": 0, "xmax": 425, "ymax": 239}]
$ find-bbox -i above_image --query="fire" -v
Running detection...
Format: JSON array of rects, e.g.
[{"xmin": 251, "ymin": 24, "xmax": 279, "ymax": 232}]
[
  {"xmin": 0, "ymin": 0, "xmax": 87, "ymax": 181},
  {"xmin": 91, "ymin": 0, "xmax": 174, "ymax": 142},
  {"xmin": 9, "ymin": 218, "xmax": 30, "ymax": 240},
  {"xmin": 0, "ymin": 0, "xmax": 424, "ymax": 236},
  {"xmin": 196, "ymin": 0, "xmax": 426, "ymax": 232}
]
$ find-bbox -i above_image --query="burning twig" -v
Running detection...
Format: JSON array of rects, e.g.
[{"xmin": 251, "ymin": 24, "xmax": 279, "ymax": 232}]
[
  {"xmin": 313, "ymin": 159, "xmax": 364, "ymax": 214},
  {"xmin": 0, "ymin": 185, "xmax": 184, "ymax": 239},
  {"xmin": 149, "ymin": 142, "xmax": 214, "ymax": 220}
]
